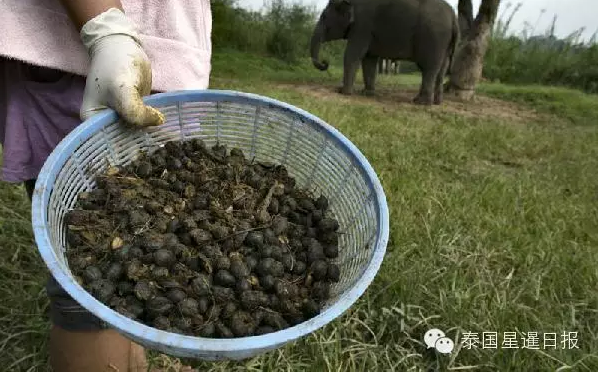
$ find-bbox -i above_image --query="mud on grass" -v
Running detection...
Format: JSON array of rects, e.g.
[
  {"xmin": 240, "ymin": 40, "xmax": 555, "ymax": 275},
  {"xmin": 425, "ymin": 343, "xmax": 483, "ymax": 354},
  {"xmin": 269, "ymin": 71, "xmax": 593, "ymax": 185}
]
[{"xmin": 65, "ymin": 139, "xmax": 342, "ymax": 338}]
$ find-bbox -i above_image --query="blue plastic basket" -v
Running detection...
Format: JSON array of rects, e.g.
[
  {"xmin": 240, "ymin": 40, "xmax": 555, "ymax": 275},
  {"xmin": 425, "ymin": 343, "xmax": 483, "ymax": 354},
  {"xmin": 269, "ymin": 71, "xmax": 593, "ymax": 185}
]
[{"xmin": 31, "ymin": 90, "xmax": 389, "ymax": 360}]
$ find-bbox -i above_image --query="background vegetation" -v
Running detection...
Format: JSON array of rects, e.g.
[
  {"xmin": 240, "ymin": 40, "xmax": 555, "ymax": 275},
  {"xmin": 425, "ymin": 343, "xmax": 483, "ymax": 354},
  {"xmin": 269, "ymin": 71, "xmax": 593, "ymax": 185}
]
[{"xmin": 211, "ymin": 0, "xmax": 598, "ymax": 93}]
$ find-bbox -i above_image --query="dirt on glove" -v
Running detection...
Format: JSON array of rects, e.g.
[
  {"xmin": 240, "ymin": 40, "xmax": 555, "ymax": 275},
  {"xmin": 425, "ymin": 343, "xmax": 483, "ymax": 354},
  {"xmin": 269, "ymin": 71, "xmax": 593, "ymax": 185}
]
[{"xmin": 65, "ymin": 139, "xmax": 341, "ymax": 338}]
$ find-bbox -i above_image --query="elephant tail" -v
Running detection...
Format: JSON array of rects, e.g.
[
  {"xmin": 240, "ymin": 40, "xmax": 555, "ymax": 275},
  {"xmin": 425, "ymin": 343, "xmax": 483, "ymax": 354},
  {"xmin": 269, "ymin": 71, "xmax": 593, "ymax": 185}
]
[{"xmin": 447, "ymin": 15, "xmax": 460, "ymax": 75}]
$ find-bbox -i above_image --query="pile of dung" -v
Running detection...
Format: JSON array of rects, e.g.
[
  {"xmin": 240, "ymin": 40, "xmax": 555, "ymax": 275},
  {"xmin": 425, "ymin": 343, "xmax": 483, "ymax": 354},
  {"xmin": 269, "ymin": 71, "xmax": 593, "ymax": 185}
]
[{"xmin": 65, "ymin": 139, "xmax": 341, "ymax": 338}]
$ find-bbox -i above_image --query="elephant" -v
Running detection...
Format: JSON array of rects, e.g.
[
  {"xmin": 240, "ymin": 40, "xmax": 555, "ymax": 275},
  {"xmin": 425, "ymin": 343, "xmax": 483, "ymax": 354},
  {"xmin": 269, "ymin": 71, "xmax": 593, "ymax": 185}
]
[{"xmin": 310, "ymin": 0, "xmax": 460, "ymax": 105}]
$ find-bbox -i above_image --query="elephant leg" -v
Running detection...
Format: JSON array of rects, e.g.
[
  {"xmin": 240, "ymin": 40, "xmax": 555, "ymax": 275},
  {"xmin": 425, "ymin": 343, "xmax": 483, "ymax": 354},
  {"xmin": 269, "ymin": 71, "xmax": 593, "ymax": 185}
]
[
  {"xmin": 339, "ymin": 59, "xmax": 361, "ymax": 95},
  {"xmin": 434, "ymin": 57, "xmax": 450, "ymax": 105},
  {"xmin": 413, "ymin": 67, "xmax": 438, "ymax": 105},
  {"xmin": 361, "ymin": 55, "xmax": 378, "ymax": 96},
  {"xmin": 339, "ymin": 39, "xmax": 369, "ymax": 95}
]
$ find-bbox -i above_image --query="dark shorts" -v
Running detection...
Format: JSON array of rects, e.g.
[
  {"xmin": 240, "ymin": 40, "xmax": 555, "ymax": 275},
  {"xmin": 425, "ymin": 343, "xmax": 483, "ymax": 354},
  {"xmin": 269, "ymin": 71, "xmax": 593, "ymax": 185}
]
[
  {"xmin": 0, "ymin": 57, "xmax": 84, "ymax": 183},
  {"xmin": 25, "ymin": 180, "xmax": 107, "ymax": 331}
]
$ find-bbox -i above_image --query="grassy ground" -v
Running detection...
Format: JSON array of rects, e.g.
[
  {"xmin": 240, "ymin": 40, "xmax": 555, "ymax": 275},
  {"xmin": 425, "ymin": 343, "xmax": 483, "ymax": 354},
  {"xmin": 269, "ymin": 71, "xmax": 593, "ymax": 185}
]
[{"xmin": 2, "ymin": 50, "xmax": 598, "ymax": 371}]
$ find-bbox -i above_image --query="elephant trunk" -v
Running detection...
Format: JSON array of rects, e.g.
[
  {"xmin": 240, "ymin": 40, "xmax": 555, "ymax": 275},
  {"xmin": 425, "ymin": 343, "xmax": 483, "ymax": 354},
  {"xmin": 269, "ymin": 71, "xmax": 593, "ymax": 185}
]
[{"xmin": 310, "ymin": 21, "xmax": 329, "ymax": 71}]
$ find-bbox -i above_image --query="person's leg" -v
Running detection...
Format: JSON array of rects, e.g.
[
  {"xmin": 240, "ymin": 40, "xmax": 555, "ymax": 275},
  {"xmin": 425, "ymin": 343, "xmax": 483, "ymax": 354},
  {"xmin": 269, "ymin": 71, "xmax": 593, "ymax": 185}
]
[
  {"xmin": 47, "ymin": 280, "xmax": 150, "ymax": 372},
  {"xmin": 7, "ymin": 56, "xmax": 152, "ymax": 370},
  {"xmin": 49, "ymin": 327, "xmax": 149, "ymax": 372},
  {"xmin": 17, "ymin": 62, "xmax": 196, "ymax": 372},
  {"xmin": 24, "ymin": 178, "xmax": 149, "ymax": 372}
]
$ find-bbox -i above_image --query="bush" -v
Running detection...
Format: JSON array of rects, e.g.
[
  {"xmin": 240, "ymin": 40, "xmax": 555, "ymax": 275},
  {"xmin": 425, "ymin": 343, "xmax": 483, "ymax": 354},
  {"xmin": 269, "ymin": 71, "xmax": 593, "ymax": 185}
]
[
  {"xmin": 211, "ymin": 0, "xmax": 321, "ymax": 63},
  {"xmin": 211, "ymin": 0, "xmax": 270, "ymax": 52},
  {"xmin": 265, "ymin": 0, "xmax": 317, "ymax": 63}
]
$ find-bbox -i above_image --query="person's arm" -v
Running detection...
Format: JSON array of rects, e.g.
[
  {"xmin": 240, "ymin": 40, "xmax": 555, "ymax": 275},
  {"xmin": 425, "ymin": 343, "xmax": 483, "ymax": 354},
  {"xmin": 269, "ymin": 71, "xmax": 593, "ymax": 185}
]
[{"xmin": 58, "ymin": 0, "xmax": 124, "ymax": 31}]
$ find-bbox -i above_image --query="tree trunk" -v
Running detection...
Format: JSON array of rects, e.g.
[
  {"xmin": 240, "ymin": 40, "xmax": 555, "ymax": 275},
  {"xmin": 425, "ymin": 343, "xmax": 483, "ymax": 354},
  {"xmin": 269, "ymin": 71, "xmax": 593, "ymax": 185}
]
[
  {"xmin": 457, "ymin": 0, "xmax": 474, "ymax": 39},
  {"xmin": 446, "ymin": 0, "xmax": 500, "ymax": 101}
]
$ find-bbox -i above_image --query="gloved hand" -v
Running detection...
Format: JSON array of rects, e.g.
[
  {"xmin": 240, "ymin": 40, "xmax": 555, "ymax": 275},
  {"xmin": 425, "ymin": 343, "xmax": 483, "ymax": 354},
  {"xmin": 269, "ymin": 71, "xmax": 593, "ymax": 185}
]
[{"xmin": 79, "ymin": 8, "xmax": 164, "ymax": 126}]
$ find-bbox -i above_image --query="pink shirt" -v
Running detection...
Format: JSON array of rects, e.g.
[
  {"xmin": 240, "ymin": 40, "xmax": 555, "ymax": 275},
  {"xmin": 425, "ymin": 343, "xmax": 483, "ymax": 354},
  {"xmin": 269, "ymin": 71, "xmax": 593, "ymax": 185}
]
[{"xmin": 0, "ymin": 0, "xmax": 213, "ymax": 92}]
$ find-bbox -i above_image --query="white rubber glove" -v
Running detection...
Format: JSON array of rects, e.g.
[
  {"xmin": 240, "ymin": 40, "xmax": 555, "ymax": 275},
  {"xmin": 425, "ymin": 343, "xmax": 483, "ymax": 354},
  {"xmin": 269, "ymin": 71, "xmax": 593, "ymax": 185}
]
[{"xmin": 79, "ymin": 8, "xmax": 164, "ymax": 126}]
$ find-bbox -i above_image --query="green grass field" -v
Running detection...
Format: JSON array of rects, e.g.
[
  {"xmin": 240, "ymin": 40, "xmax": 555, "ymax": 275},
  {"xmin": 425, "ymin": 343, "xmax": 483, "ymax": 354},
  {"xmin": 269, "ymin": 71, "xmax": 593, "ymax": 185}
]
[{"xmin": 2, "ymin": 50, "xmax": 598, "ymax": 371}]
